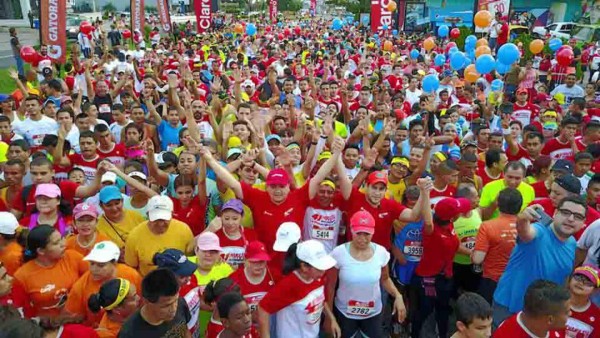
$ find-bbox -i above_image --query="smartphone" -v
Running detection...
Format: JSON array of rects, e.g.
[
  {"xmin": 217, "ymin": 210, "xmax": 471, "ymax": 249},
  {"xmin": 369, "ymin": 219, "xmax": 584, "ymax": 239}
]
[{"xmin": 536, "ymin": 209, "xmax": 553, "ymax": 227}]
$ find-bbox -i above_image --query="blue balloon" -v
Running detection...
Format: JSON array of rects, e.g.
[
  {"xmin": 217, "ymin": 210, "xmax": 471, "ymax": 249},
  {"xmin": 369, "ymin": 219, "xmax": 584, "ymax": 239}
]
[
  {"xmin": 361, "ymin": 16, "xmax": 369, "ymax": 25},
  {"xmin": 246, "ymin": 23, "xmax": 257, "ymax": 36},
  {"xmin": 383, "ymin": 24, "xmax": 388, "ymax": 30},
  {"xmin": 549, "ymin": 38, "xmax": 562, "ymax": 52},
  {"xmin": 450, "ymin": 52, "xmax": 466, "ymax": 70},
  {"xmin": 438, "ymin": 25, "xmax": 449, "ymax": 38},
  {"xmin": 332, "ymin": 18, "xmax": 343, "ymax": 30},
  {"xmin": 277, "ymin": 22, "xmax": 283, "ymax": 28},
  {"xmin": 491, "ymin": 79, "xmax": 504, "ymax": 91},
  {"xmin": 373, "ymin": 33, "xmax": 379, "ymax": 40},
  {"xmin": 475, "ymin": 54, "xmax": 495, "ymax": 74},
  {"xmin": 463, "ymin": 57, "xmax": 472, "ymax": 68},
  {"xmin": 497, "ymin": 43, "xmax": 520, "ymax": 65},
  {"xmin": 448, "ymin": 46, "xmax": 459, "ymax": 56},
  {"xmin": 434, "ymin": 54, "xmax": 446, "ymax": 66},
  {"xmin": 465, "ymin": 35, "xmax": 477, "ymax": 48},
  {"xmin": 422, "ymin": 74, "xmax": 440, "ymax": 93},
  {"xmin": 495, "ymin": 60, "xmax": 511, "ymax": 75},
  {"xmin": 410, "ymin": 49, "xmax": 420, "ymax": 60},
  {"xmin": 467, "ymin": 49, "xmax": 476, "ymax": 60},
  {"xmin": 392, "ymin": 29, "xmax": 398, "ymax": 36}
]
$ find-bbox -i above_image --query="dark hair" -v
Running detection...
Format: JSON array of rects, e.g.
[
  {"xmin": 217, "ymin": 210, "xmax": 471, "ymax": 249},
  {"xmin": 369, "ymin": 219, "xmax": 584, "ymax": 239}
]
[
  {"xmin": 0, "ymin": 319, "xmax": 44, "ymax": 338},
  {"xmin": 523, "ymin": 280, "xmax": 570, "ymax": 317},
  {"xmin": 79, "ymin": 130, "xmax": 96, "ymax": 142},
  {"xmin": 203, "ymin": 277, "xmax": 240, "ymax": 304},
  {"xmin": 30, "ymin": 156, "xmax": 53, "ymax": 170},
  {"xmin": 556, "ymin": 196, "xmax": 588, "ymax": 217},
  {"xmin": 401, "ymin": 185, "xmax": 421, "ymax": 205},
  {"xmin": 124, "ymin": 160, "xmax": 144, "ymax": 172},
  {"xmin": 23, "ymin": 225, "xmax": 56, "ymax": 262},
  {"xmin": 409, "ymin": 119, "xmax": 424, "ymax": 131},
  {"xmin": 112, "ymin": 103, "xmax": 124, "ymax": 112},
  {"xmin": 88, "ymin": 278, "xmax": 128, "ymax": 313},
  {"xmin": 456, "ymin": 183, "xmax": 476, "ymax": 199},
  {"xmin": 124, "ymin": 123, "xmax": 144, "ymax": 140},
  {"xmin": 584, "ymin": 121, "xmax": 600, "ymax": 135},
  {"xmin": 47, "ymin": 79, "xmax": 62, "ymax": 92},
  {"xmin": 141, "ymin": 268, "xmax": 179, "ymax": 303},
  {"xmin": 94, "ymin": 124, "xmax": 110, "ymax": 133},
  {"xmin": 68, "ymin": 167, "xmax": 85, "ymax": 177},
  {"xmin": 217, "ymin": 292, "xmax": 246, "ymax": 319},
  {"xmin": 0, "ymin": 116, "xmax": 10, "ymax": 124},
  {"xmin": 4, "ymin": 159, "xmax": 25, "ymax": 172},
  {"xmin": 460, "ymin": 152, "xmax": 478, "ymax": 164},
  {"xmin": 574, "ymin": 152, "xmax": 593, "ymax": 163},
  {"xmin": 174, "ymin": 174, "xmax": 196, "ymax": 190},
  {"xmin": 484, "ymin": 149, "xmax": 502, "ymax": 168},
  {"xmin": 561, "ymin": 117, "xmax": 579, "ymax": 127},
  {"xmin": 455, "ymin": 292, "xmax": 492, "ymax": 326},
  {"xmin": 41, "ymin": 134, "xmax": 58, "ymax": 148},
  {"xmin": 504, "ymin": 161, "xmax": 527, "ymax": 176},
  {"xmin": 498, "ymin": 188, "xmax": 523, "ymax": 215},
  {"xmin": 589, "ymin": 174, "xmax": 600, "ymax": 190},
  {"xmin": 24, "ymin": 95, "xmax": 41, "ymax": 104},
  {"xmin": 75, "ymin": 113, "xmax": 89, "ymax": 121},
  {"xmin": 0, "ymin": 305, "xmax": 20, "ymax": 324},
  {"xmin": 9, "ymin": 139, "xmax": 30, "ymax": 153},
  {"xmin": 283, "ymin": 242, "xmax": 303, "ymax": 275},
  {"xmin": 526, "ymin": 131, "xmax": 544, "ymax": 144},
  {"xmin": 82, "ymin": 102, "xmax": 94, "ymax": 113}
]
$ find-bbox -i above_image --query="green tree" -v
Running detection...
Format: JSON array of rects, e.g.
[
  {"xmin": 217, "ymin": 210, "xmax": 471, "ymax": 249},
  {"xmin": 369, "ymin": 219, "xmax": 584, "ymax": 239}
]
[
  {"xmin": 102, "ymin": 2, "xmax": 117, "ymax": 14},
  {"xmin": 278, "ymin": 0, "xmax": 303, "ymax": 12}
]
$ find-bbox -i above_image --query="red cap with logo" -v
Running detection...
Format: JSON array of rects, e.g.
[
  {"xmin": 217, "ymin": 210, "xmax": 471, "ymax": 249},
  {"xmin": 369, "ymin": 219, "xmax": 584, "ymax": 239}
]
[
  {"xmin": 266, "ymin": 168, "xmax": 291, "ymax": 186},
  {"xmin": 366, "ymin": 171, "xmax": 388, "ymax": 186},
  {"xmin": 434, "ymin": 198, "xmax": 472, "ymax": 221},
  {"xmin": 350, "ymin": 210, "xmax": 376, "ymax": 235}
]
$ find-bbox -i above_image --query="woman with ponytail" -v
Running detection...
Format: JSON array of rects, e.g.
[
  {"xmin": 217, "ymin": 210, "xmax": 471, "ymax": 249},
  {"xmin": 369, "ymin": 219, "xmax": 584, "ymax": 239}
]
[
  {"xmin": 89, "ymin": 278, "xmax": 140, "ymax": 338},
  {"xmin": 14, "ymin": 224, "xmax": 88, "ymax": 318},
  {"xmin": 257, "ymin": 239, "xmax": 341, "ymax": 338}
]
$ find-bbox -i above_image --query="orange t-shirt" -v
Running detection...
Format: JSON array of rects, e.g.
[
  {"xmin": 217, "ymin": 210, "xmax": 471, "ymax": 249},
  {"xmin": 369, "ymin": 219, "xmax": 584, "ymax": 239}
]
[
  {"xmin": 96, "ymin": 314, "xmax": 123, "ymax": 338},
  {"xmin": 0, "ymin": 241, "xmax": 23, "ymax": 275},
  {"xmin": 473, "ymin": 214, "xmax": 519, "ymax": 282},
  {"xmin": 65, "ymin": 232, "xmax": 111, "ymax": 257},
  {"xmin": 64, "ymin": 264, "xmax": 142, "ymax": 327},
  {"xmin": 14, "ymin": 250, "xmax": 88, "ymax": 318}
]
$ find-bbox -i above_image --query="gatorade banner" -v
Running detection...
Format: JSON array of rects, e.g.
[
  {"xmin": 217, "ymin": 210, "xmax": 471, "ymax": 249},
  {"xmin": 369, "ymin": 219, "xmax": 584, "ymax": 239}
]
[
  {"xmin": 371, "ymin": 0, "xmax": 393, "ymax": 32},
  {"xmin": 157, "ymin": 0, "xmax": 172, "ymax": 32},
  {"xmin": 40, "ymin": 0, "xmax": 66, "ymax": 63},
  {"xmin": 131, "ymin": 0, "xmax": 145, "ymax": 34},
  {"xmin": 269, "ymin": 0, "xmax": 278, "ymax": 23},
  {"xmin": 195, "ymin": 0, "xmax": 212, "ymax": 33}
]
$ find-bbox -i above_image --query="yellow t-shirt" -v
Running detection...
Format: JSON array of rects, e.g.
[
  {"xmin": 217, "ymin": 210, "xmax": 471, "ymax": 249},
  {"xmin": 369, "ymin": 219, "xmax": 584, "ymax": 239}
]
[
  {"xmin": 0, "ymin": 141, "xmax": 8, "ymax": 163},
  {"xmin": 97, "ymin": 210, "xmax": 145, "ymax": 249},
  {"xmin": 124, "ymin": 219, "xmax": 194, "ymax": 276},
  {"xmin": 387, "ymin": 179, "xmax": 407, "ymax": 203},
  {"xmin": 480, "ymin": 179, "xmax": 535, "ymax": 219}
]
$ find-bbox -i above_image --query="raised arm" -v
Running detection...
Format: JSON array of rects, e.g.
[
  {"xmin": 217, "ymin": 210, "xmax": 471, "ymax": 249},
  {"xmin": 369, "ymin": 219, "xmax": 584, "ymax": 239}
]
[
  {"xmin": 144, "ymin": 140, "xmax": 171, "ymax": 187},
  {"xmin": 309, "ymin": 136, "xmax": 345, "ymax": 199},
  {"xmin": 515, "ymin": 205, "xmax": 541, "ymax": 243},
  {"xmin": 108, "ymin": 162, "xmax": 158, "ymax": 198},
  {"xmin": 200, "ymin": 146, "xmax": 243, "ymax": 199}
]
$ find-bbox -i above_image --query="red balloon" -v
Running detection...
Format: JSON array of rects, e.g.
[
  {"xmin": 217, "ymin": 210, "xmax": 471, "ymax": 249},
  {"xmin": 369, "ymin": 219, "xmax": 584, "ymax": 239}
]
[
  {"xmin": 20, "ymin": 46, "xmax": 38, "ymax": 63},
  {"xmin": 122, "ymin": 29, "xmax": 132, "ymax": 39},
  {"xmin": 265, "ymin": 26, "xmax": 272, "ymax": 32},
  {"xmin": 294, "ymin": 26, "xmax": 301, "ymax": 34},
  {"xmin": 278, "ymin": 33, "xmax": 284, "ymax": 40},
  {"xmin": 79, "ymin": 21, "xmax": 93, "ymax": 34},
  {"xmin": 556, "ymin": 48, "xmax": 574, "ymax": 67},
  {"xmin": 557, "ymin": 45, "xmax": 573, "ymax": 53},
  {"xmin": 284, "ymin": 28, "xmax": 291, "ymax": 36},
  {"xmin": 445, "ymin": 42, "xmax": 457, "ymax": 53},
  {"xmin": 450, "ymin": 28, "xmax": 460, "ymax": 39}
]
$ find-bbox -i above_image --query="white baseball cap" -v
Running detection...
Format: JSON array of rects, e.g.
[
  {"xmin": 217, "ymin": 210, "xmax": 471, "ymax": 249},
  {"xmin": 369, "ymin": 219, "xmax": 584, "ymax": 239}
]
[
  {"xmin": 101, "ymin": 172, "xmax": 117, "ymax": 183},
  {"xmin": 147, "ymin": 195, "xmax": 174, "ymax": 221},
  {"xmin": 296, "ymin": 240, "xmax": 336, "ymax": 271},
  {"xmin": 84, "ymin": 241, "xmax": 120, "ymax": 263},
  {"xmin": 0, "ymin": 212, "xmax": 18, "ymax": 235},
  {"xmin": 128, "ymin": 171, "xmax": 148, "ymax": 181},
  {"xmin": 273, "ymin": 222, "xmax": 301, "ymax": 252}
]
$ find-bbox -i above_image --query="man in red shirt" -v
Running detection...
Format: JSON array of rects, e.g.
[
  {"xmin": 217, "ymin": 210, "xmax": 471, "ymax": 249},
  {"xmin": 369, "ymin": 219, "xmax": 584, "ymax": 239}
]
[
  {"xmin": 496, "ymin": 17, "xmax": 509, "ymax": 51},
  {"xmin": 493, "ymin": 280, "xmax": 569, "ymax": 337},
  {"xmin": 542, "ymin": 117, "xmax": 579, "ymax": 160}
]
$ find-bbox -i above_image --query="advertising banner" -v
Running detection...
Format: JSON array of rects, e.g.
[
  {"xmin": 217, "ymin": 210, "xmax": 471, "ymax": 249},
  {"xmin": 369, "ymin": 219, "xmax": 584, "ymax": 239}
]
[
  {"xmin": 371, "ymin": 0, "xmax": 393, "ymax": 33},
  {"xmin": 131, "ymin": 0, "xmax": 145, "ymax": 34},
  {"xmin": 157, "ymin": 0, "xmax": 172, "ymax": 32},
  {"xmin": 269, "ymin": 0, "xmax": 278, "ymax": 23},
  {"xmin": 40, "ymin": 0, "xmax": 66, "ymax": 63},
  {"xmin": 195, "ymin": 0, "xmax": 212, "ymax": 33}
]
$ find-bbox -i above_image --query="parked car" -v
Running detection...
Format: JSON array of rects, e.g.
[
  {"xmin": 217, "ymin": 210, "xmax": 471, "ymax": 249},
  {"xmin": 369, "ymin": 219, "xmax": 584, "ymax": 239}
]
[
  {"xmin": 571, "ymin": 24, "xmax": 600, "ymax": 43},
  {"xmin": 66, "ymin": 15, "xmax": 85, "ymax": 40},
  {"xmin": 532, "ymin": 22, "xmax": 576, "ymax": 39}
]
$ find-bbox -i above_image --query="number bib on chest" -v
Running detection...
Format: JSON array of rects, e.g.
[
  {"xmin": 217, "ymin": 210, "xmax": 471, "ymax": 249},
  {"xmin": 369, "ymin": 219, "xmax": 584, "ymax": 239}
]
[
  {"xmin": 403, "ymin": 240, "xmax": 423, "ymax": 257},
  {"xmin": 347, "ymin": 300, "xmax": 375, "ymax": 317},
  {"xmin": 312, "ymin": 226, "xmax": 335, "ymax": 240}
]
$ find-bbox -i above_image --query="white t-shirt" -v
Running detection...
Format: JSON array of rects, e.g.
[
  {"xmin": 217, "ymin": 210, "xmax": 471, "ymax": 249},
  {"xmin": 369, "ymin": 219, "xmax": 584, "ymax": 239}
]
[
  {"xmin": 405, "ymin": 88, "xmax": 422, "ymax": 107},
  {"xmin": 12, "ymin": 116, "xmax": 58, "ymax": 148},
  {"xmin": 331, "ymin": 243, "xmax": 390, "ymax": 319},
  {"xmin": 303, "ymin": 205, "xmax": 343, "ymax": 253},
  {"xmin": 109, "ymin": 120, "xmax": 131, "ymax": 144}
]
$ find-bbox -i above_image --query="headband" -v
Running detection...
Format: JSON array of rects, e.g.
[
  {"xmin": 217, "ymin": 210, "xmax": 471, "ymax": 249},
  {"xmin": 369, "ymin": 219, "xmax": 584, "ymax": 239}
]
[
  {"xmin": 320, "ymin": 179, "xmax": 336, "ymax": 189},
  {"xmin": 104, "ymin": 278, "xmax": 131, "ymax": 311}
]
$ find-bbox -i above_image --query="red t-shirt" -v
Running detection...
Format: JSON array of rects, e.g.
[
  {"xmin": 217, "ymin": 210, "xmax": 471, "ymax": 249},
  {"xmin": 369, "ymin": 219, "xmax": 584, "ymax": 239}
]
[
  {"xmin": 171, "ymin": 196, "xmax": 207, "ymax": 236},
  {"xmin": 415, "ymin": 224, "xmax": 459, "ymax": 278},
  {"xmin": 497, "ymin": 23, "xmax": 510, "ymax": 46},
  {"xmin": 68, "ymin": 154, "xmax": 101, "ymax": 183},
  {"xmin": 531, "ymin": 181, "xmax": 549, "ymax": 200},
  {"xmin": 562, "ymin": 302, "xmax": 600, "ymax": 338},
  {"xmin": 512, "ymin": 102, "xmax": 539, "ymax": 126},
  {"xmin": 506, "ymin": 144, "xmax": 530, "ymax": 163},
  {"xmin": 494, "ymin": 312, "xmax": 564, "ymax": 338},
  {"xmin": 429, "ymin": 185, "xmax": 457, "ymax": 209},
  {"xmin": 477, "ymin": 167, "xmax": 503, "ymax": 187},
  {"xmin": 542, "ymin": 138, "xmax": 574, "ymax": 161},
  {"xmin": 97, "ymin": 143, "xmax": 126, "ymax": 168},
  {"xmin": 230, "ymin": 267, "xmax": 275, "ymax": 312},
  {"xmin": 14, "ymin": 181, "xmax": 79, "ymax": 217},
  {"xmin": 343, "ymin": 187, "xmax": 406, "ymax": 250},
  {"xmin": 215, "ymin": 229, "xmax": 248, "ymax": 270},
  {"xmin": 241, "ymin": 182, "xmax": 310, "ymax": 253},
  {"xmin": 0, "ymin": 281, "xmax": 33, "ymax": 317}
]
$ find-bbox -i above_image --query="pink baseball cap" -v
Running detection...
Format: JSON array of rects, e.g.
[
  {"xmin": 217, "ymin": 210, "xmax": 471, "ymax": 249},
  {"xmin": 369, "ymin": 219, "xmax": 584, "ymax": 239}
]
[
  {"xmin": 35, "ymin": 183, "xmax": 61, "ymax": 198},
  {"xmin": 196, "ymin": 232, "xmax": 222, "ymax": 252},
  {"xmin": 73, "ymin": 203, "xmax": 99, "ymax": 220},
  {"xmin": 266, "ymin": 168, "xmax": 290, "ymax": 186},
  {"xmin": 350, "ymin": 210, "xmax": 376, "ymax": 235}
]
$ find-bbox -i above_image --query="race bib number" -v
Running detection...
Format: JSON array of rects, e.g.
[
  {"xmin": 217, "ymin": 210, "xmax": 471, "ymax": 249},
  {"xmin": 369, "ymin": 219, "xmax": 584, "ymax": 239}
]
[
  {"xmin": 312, "ymin": 226, "xmax": 335, "ymax": 240},
  {"xmin": 99, "ymin": 104, "xmax": 111, "ymax": 113},
  {"xmin": 462, "ymin": 236, "xmax": 476, "ymax": 250},
  {"xmin": 167, "ymin": 143, "xmax": 179, "ymax": 152},
  {"xmin": 347, "ymin": 300, "xmax": 375, "ymax": 317},
  {"xmin": 403, "ymin": 240, "xmax": 423, "ymax": 257},
  {"xmin": 31, "ymin": 133, "xmax": 45, "ymax": 146}
]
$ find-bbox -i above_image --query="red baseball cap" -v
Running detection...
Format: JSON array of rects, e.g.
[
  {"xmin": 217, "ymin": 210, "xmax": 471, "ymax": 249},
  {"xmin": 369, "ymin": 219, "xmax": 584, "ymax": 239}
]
[
  {"xmin": 350, "ymin": 210, "xmax": 376, "ymax": 235},
  {"xmin": 366, "ymin": 171, "xmax": 388, "ymax": 186},
  {"xmin": 516, "ymin": 87, "xmax": 528, "ymax": 95},
  {"xmin": 434, "ymin": 198, "xmax": 472, "ymax": 221},
  {"xmin": 245, "ymin": 241, "xmax": 271, "ymax": 261},
  {"xmin": 266, "ymin": 168, "xmax": 290, "ymax": 186}
]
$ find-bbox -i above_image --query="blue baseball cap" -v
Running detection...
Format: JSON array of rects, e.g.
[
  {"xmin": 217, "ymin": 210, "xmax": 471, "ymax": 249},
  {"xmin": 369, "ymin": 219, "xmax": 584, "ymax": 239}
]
[
  {"xmin": 153, "ymin": 248, "xmax": 196, "ymax": 277},
  {"xmin": 0, "ymin": 94, "xmax": 11, "ymax": 103},
  {"xmin": 99, "ymin": 186, "xmax": 123, "ymax": 204},
  {"xmin": 265, "ymin": 134, "xmax": 282, "ymax": 144}
]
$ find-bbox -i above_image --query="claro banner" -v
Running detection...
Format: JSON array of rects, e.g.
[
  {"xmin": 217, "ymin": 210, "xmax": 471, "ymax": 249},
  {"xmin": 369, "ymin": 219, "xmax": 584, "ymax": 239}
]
[
  {"xmin": 371, "ymin": 0, "xmax": 393, "ymax": 33},
  {"xmin": 131, "ymin": 0, "xmax": 145, "ymax": 34},
  {"xmin": 269, "ymin": 0, "xmax": 278, "ymax": 23},
  {"xmin": 40, "ymin": 0, "xmax": 66, "ymax": 63},
  {"xmin": 195, "ymin": 0, "xmax": 212, "ymax": 33},
  {"xmin": 157, "ymin": 0, "xmax": 172, "ymax": 32}
]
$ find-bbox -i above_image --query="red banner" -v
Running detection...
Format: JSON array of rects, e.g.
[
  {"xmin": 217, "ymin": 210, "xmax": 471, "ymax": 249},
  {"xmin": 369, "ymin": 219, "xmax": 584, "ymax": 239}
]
[
  {"xmin": 195, "ymin": 0, "xmax": 211, "ymax": 33},
  {"xmin": 156, "ymin": 0, "xmax": 172, "ymax": 32},
  {"xmin": 131, "ymin": 0, "xmax": 145, "ymax": 34},
  {"xmin": 371, "ymin": 0, "xmax": 393, "ymax": 33},
  {"xmin": 310, "ymin": 0, "xmax": 316, "ymax": 16},
  {"xmin": 40, "ymin": 0, "xmax": 66, "ymax": 63},
  {"xmin": 269, "ymin": 0, "xmax": 278, "ymax": 23}
]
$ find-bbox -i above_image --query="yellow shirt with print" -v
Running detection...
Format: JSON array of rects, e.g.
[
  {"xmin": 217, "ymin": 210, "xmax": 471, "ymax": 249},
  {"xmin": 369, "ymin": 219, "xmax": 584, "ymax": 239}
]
[
  {"xmin": 124, "ymin": 219, "xmax": 194, "ymax": 276},
  {"xmin": 480, "ymin": 179, "xmax": 535, "ymax": 219},
  {"xmin": 97, "ymin": 210, "xmax": 145, "ymax": 249}
]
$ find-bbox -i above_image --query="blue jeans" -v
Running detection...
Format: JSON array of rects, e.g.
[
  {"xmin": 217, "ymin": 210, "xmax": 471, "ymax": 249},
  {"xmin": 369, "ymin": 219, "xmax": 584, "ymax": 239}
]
[
  {"xmin": 14, "ymin": 55, "xmax": 24, "ymax": 76},
  {"xmin": 489, "ymin": 37, "xmax": 497, "ymax": 52}
]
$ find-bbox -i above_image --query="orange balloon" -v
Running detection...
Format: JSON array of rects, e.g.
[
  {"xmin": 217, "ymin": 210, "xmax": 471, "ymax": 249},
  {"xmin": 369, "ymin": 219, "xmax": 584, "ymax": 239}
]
[
  {"xmin": 423, "ymin": 38, "xmax": 436, "ymax": 51},
  {"xmin": 386, "ymin": 1, "xmax": 397, "ymax": 12},
  {"xmin": 475, "ymin": 45, "xmax": 492, "ymax": 58},
  {"xmin": 474, "ymin": 10, "xmax": 492, "ymax": 28},
  {"xmin": 476, "ymin": 38, "xmax": 488, "ymax": 48},
  {"xmin": 529, "ymin": 39, "xmax": 544, "ymax": 54},
  {"xmin": 234, "ymin": 24, "xmax": 243, "ymax": 34},
  {"xmin": 464, "ymin": 64, "xmax": 479, "ymax": 83},
  {"xmin": 383, "ymin": 40, "xmax": 393, "ymax": 51}
]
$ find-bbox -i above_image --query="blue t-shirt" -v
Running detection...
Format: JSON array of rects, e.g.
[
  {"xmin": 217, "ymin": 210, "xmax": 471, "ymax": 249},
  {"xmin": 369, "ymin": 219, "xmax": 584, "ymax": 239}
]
[
  {"xmin": 157, "ymin": 120, "xmax": 183, "ymax": 152},
  {"xmin": 493, "ymin": 222, "xmax": 576, "ymax": 313},
  {"xmin": 392, "ymin": 220, "xmax": 423, "ymax": 285}
]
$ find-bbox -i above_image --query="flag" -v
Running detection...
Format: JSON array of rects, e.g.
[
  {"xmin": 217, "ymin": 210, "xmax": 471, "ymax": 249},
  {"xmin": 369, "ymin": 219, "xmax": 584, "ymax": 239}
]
[
  {"xmin": 195, "ymin": 0, "xmax": 212, "ymax": 33},
  {"xmin": 40, "ymin": 0, "xmax": 66, "ymax": 63},
  {"xmin": 269, "ymin": 0, "xmax": 278, "ymax": 23},
  {"xmin": 131, "ymin": 0, "xmax": 145, "ymax": 34},
  {"xmin": 371, "ymin": 0, "xmax": 393, "ymax": 32},
  {"xmin": 156, "ymin": 0, "xmax": 172, "ymax": 32}
]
